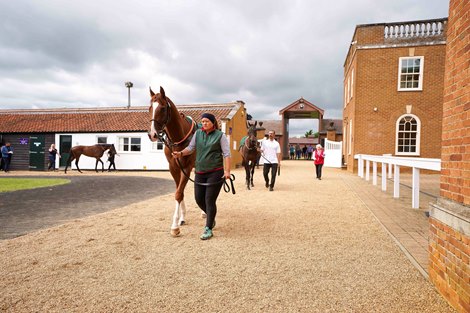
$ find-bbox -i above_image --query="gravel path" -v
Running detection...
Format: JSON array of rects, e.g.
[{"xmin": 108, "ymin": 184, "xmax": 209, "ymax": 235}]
[{"xmin": 0, "ymin": 162, "xmax": 454, "ymax": 312}]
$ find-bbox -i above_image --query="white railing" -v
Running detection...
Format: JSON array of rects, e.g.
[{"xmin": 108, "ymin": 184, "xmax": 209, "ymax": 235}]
[
  {"xmin": 355, "ymin": 154, "xmax": 441, "ymax": 209},
  {"xmin": 384, "ymin": 18, "xmax": 447, "ymax": 39},
  {"xmin": 324, "ymin": 139, "xmax": 342, "ymax": 168}
]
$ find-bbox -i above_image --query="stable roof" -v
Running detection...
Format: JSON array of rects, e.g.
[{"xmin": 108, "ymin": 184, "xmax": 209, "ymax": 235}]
[{"xmin": 0, "ymin": 103, "xmax": 243, "ymax": 133}]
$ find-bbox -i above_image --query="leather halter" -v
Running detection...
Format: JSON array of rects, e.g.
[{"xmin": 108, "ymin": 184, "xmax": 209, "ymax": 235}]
[
  {"xmin": 150, "ymin": 98, "xmax": 196, "ymax": 149},
  {"xmin": 244, "ymin": 135, "xmax": 257, "ymax": 151},
  {"xmin": 150, "ymin": 98, "xmax": 171, "ymax": 134}
]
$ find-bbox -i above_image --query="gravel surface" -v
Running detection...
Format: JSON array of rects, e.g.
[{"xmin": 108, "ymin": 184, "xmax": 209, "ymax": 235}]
[{"xmin": 0, "ymin": 162, "xmax": 454, "ymax": 312}]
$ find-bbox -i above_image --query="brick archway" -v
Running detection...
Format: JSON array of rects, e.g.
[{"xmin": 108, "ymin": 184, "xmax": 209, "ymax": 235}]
[{"xmin": 279, "ymin": 98, "xmax": 324, "ymax": 159}]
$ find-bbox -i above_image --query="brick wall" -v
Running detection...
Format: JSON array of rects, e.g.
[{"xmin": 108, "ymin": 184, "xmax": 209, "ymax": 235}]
[
  {"xmin": 429, "ymin": 1, "xmax": 470, "ymax": 312},
  {"xmin": 343, "ymin": 36, "xmax": 446, "ymax": 172},
  {"xmin": 440, "ymin": 0, "xmax": 470, "ymax": 205},
  {"xmin": 429, "ymin": 216, "xmax": 470, "ymax": 313}
]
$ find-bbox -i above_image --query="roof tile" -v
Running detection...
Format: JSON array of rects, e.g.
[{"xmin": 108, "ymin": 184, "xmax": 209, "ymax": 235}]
[{"xmin": 0, "ymin": 103, "xmax": 241, "ymax": 133}]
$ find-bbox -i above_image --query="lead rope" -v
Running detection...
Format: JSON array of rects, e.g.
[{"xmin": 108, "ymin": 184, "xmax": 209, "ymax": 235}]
[
  {"xmin": 175, "ymin": 157, "xmax": 236, "ymax": 194},
  {"xmin": 259, "ymin": 152, "xmax": 280, "ymax": 176}
]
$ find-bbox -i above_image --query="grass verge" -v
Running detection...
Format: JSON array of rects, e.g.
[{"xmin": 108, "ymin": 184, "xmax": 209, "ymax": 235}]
[{"xmin": 0, "ymin": 178, "xmax": 71, "ymax": 192}]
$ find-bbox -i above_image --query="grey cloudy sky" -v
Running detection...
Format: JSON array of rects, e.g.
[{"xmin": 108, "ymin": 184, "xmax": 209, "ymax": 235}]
[{"xmin": 0, "ymin": 0, "xmax": 448, "ymax": 136}]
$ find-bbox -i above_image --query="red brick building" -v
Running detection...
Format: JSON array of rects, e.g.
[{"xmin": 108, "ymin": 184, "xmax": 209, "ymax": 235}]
[
  {"xmin": 343, "ymin": 18, "xmax": 447, "ymax": 172},
  {"xmin": 428, "ymin": 1, "xmax": 470, "ymax": 312}
]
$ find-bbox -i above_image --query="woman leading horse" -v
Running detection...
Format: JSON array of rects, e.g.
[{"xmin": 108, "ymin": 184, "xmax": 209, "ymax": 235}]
[{"xmin": 148, "ymin": 86, "xmax": 198, "ymax": 237}]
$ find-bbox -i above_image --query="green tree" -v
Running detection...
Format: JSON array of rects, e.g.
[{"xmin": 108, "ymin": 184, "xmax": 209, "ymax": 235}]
[{"xmin": 304, "ymin": 129, "xmax": 313, "ymax": 138}]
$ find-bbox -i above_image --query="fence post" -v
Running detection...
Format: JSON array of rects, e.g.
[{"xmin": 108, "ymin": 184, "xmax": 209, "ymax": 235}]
[
  {"xmin": 394, "ymin": 165, "xmax": 400, "ymax": 198},
  {"xmin": 366, "ymin": 160, "xmax": 370, "ymax": 181},
  {"xmin": 358, "ymin": 156, "xmax": 364, "ymax": 178},
  {"xmin": 412, "ymin": 167, "xmax": 420, "ymax": 209},
  {"xmin": 381, "ymin": 162, "xmax": 387, "ymax": 191},
  {"xmin": 373, "ymin": 161, "xmax": 377, "ymax": 185},
  {"xmin": 388, "ymin": 163, "xmax": 393, "ymax": 179}
]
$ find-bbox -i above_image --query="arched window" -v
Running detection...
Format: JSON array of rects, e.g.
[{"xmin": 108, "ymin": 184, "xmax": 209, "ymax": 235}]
[{"xmin": 395, "ymin": 114, "xmax": 420, "ymax": 156}]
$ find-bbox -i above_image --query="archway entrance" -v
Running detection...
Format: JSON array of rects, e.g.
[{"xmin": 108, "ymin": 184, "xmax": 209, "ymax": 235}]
[{"xmin": 279, "ymin": 98, "xmax": 324, "ymax": 159}]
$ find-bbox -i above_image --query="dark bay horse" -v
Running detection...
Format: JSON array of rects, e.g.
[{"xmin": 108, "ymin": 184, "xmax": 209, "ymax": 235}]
[
  {"xmin": 148, "ymin": 86, "xmax": 197, "ymax": 237},
  {"xmin": 64, "ymin": 144, "xmax": 116, "ymax": 174},
  {"xmin": 240, "ymin": 121, "xmax": 260, "ymax": 190}
]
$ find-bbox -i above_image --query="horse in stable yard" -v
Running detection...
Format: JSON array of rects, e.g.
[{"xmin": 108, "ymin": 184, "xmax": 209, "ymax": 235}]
[
  {"xmin": 64, "ymin": 144, "xmax": 117, "ymax": 174},
  {"xmin": 148, "ymin": 86, "xmax": 198, "ymax": 237},
  {"xmin": 239, "ymin": 121, "xmax": 261, "ymax": 190}
]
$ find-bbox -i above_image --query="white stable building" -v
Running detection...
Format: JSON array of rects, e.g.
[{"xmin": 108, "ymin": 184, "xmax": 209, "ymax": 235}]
[{"xmin": 0, "ymin": 103, "xmax": 247, "ymax": 171}]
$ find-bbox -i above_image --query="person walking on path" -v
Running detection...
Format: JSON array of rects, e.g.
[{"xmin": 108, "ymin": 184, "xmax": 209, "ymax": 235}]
[
  {"xmin": 295, "ymin": 143, "xmax": 301, "ymax": 160},
  {"xmin": 313, "ymin": 144, "xmax": 325, "ymax": 180},
  {"xmin": 307, "ymin": 144, "xmax": 314, "ymax": 160},
  {"xmin": 107, "ymin": 150, "xmax": 117, "ymax": 171},
  {"xmin": 172, "ymin": 112, "xmax": 231, "ymax": 240},
  {"xmin": 1, "ymin": 142, "xmax": 13, "ymax": 173},
  {"xmin": 260, "ymin": 130, "xmax": 281, "ymax": 191},
  {"xmin": 48, "ymin": 144, "xmax": 61, "ymax": 171},
  {"xmin": 289, "ymin": 145, "xmax": 295, "ymax": 159}
]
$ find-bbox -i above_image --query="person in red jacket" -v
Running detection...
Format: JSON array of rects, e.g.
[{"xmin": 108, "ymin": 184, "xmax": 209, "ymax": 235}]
[{"xmin": 313, "ymin": 144, "xmax": 325, "ymax": 180}]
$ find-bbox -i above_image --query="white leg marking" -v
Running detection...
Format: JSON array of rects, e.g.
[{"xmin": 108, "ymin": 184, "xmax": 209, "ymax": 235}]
[
  {"xmin": 178, "ymin": 200, "xmax": 186, "ymax": 226},
  {"xmin": 171, "ymin": 200, "xmax": 180, "ymax": 229}
]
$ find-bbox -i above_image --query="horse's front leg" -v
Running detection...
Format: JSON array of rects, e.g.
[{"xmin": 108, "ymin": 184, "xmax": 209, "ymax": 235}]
[
  {"xmin": 99, "ymin": 159, "xmax": 104, "ymax": 172},
  {"xmin": 245, "ymin": 164, "xmax": 251, "ymax": 190},
  {"xmin": 250, "ymin": 163, "xmax": 255, "ymax": 187},
  {"xmin": 170, "ymin": 175, "xmax": 190, "ymax": 237}
]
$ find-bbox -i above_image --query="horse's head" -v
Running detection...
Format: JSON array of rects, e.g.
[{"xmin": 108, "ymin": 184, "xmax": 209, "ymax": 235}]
[
  {"xmin": 148, "ymin": 86, "xmax": 170, "ymax": 142},
  {"xmin": 109, "ymin": 144, "xmax": 117, "ymax": 155},
  {"xmin": 246, "ymin": 123, "xmax": 258, "ymax": 149}
]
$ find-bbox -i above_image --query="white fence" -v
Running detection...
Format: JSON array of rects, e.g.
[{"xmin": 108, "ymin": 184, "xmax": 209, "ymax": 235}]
[
  {"xmin": 324, "ymin": 139, "xmax": 342, "ymax": 168},
  {"xmin": 355, "ymin": 154, "xmax": 441, "ymax": 209}
]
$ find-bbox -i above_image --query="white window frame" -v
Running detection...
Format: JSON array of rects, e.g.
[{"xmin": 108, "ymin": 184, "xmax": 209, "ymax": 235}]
[
  {"xmin": 348, "ymin": 119, "xmax": 352, "ymax": 155},
  {"xmin": 395, "ymin": 114, "xmax": 421, "ymax": 156},
  {"xmin": 350, "ymin": 68, "xmax": 354, "ymax": 100},
  {"xmin": 150, "ymin": 140, "xmax": 164, "ymax": 152},
  {"xmin": 397, "ymin": 56, "xmax": 424, "ymax": 91},
  {"xmin": 347, "ymin": 76, "xmax": 351, "ymax": 102},
  {"xmin": 96, "ymin": 136, "xmax": 107, "ymax": 144},
  {"xmin": 118, "ymin": 136, "xmax": 142, "ymax": 153}
]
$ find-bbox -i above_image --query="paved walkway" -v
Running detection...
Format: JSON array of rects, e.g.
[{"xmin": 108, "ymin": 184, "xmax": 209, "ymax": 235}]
[{"xmin": 342, "ymin": 170, "xmax": 439, "ymax": 278}]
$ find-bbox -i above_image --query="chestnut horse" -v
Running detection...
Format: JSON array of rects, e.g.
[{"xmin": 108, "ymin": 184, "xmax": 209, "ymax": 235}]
[
  {"xmin": 148, "ymin": 86, "xmax": 197, "ymax": 237},
  {"xmin": 64, "ymin": 144, "xmax": 116, "ymax": 174},
  {"xmin": 240, "ymin": 121, "xmax": 260, "ymax": 190}
]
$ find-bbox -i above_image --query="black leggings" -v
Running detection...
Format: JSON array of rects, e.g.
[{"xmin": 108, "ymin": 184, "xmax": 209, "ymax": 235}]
[
  {"xmin": 48, "ymin": 157, "xmax": 55, "ymax": 170},
  {"xmin": 315, "ymin": 164, "xmax": 323, "ymax": 178},
  {"xmin": 263, "ymin": 163, "xmax": 278, "ymax": 188},
  {"xmin": 194, "ymin": 169, "xmax": 224, "ymax": 229}
]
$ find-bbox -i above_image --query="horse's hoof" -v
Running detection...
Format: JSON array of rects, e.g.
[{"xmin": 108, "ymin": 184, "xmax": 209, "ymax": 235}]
[
  {"xmin": 170, "ymin": 228, "xmax": 180, "ymax": 237},
  {"xmin": 179, "ymin": 220, "xmax": 185, "ymax": 226},
  {"xmin": 251, "ymin": 183, "xmax": 254, "ymax": 187}
]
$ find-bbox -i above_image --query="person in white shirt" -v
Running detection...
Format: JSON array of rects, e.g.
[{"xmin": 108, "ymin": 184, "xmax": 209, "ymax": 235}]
[{"xmin": 260, "ymin": 130, "xmax": 281, "ymax": 191}]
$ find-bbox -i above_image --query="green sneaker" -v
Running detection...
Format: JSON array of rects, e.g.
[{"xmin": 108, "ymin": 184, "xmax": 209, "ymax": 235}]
[{"xmin": 200, "ymin": 227, "xmax": 213, "ymax": 240}]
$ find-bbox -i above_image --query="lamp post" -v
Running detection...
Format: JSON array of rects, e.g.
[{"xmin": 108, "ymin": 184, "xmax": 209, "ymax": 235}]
[{"xmin": 125, "ymin": 81, "xmax": 133, "ymax": 109}]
